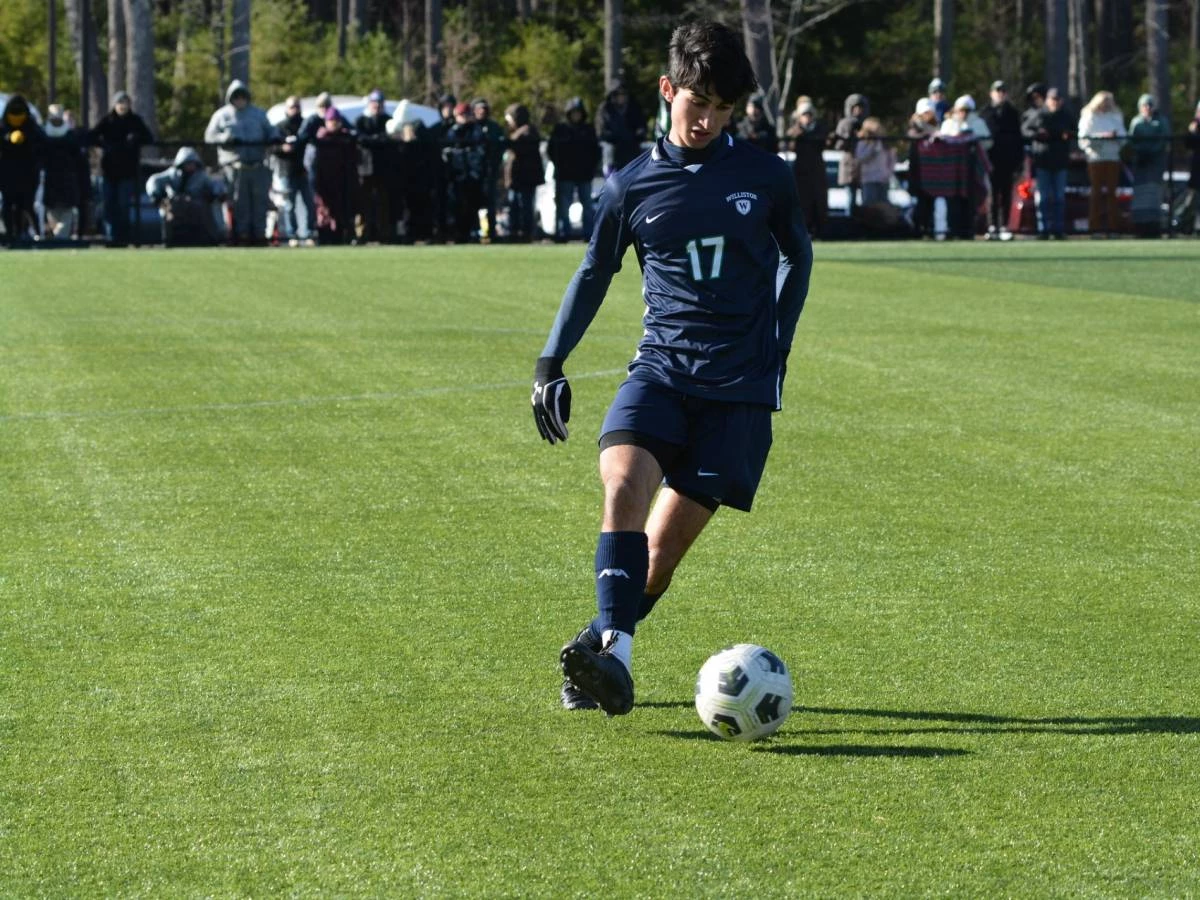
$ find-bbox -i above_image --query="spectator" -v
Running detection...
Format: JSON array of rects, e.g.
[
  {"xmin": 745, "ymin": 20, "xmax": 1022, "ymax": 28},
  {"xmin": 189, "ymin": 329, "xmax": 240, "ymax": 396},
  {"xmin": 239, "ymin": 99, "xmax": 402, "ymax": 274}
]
[
  {"xmin": 979, "ymin": 80, "xmax": 1023, "ymax": 239},
  {"xmin": 503, "ymin": 103, "xmax": 545, "ymax": 243},
  {"xmin": 940, "ymin": 95, "xmax": 992, "ymax": 150},
  {"xmin": 831, "ymin": 93, "xmax": 868, "ymax": 217},
  {"xmin": 389, "ymin": 118, "xmax": 438, "ymax": 242},
  {"xmin": 356, "ymin": 89, "xmax": 396, "ymax": 243},
  {"xmin": 906, "ymin": 97, "xmax": 940, "ymax": 238},
  {"xmin": 472, "ymin": 98, "xmax": 505, "ymax": 242},
  {"xmin": 1077, "ymin": 90, "xmax": 1126, "ymax": 238},
  {"xmin": 271, "ymin": 95, "xmax": 315, "ymax": 246},
  {"xmin": 430, "ymin": 93, "xmax": 458, "ymax": 242},
  {"xmin": 1021, "ymin": 86, "xmax": 1072, "ymax": 239},
  {"xmin": 1, "ymin": 94, "xmax": 44, "ymax": 245},
  {"xmin": 596, "ymin": 80, "xmax": 647, "ymax": 174},
  {"xmin": 786, "ymin": 97, "xmax": 828, "ymax": 236},
  {"xmin": 145, "ymin": 146, "xmax": 226, "ymax": 246},
  {"xmin": 547, "ymin": 97, "xmax": 600, "ymax": 242},
  {"xmin": 298, "ymin": 92, "xmax": 339, "ymax": 145},
  {"xmin": 1185, "ymin": 101, "xmax": 1200, "ymax": 235},
  {"xmin": 853, "ymin": 116, "xmax": 894, "ymax": 207},
  {"xmin": 41, "ymin": 104, "xmax": 86, "ymax": 241},
  {"xmin": 443, "ymin": 102, "xmax": 487, "ymax": 243},
  {"xmin": 1127, "ymin": 94, "xmax": 1169, "ymax": 238},
  {"xmin": 737, "ymin": 94, "xmax": 777, "ymax": 153},
  {"xmin": 204, "ymin": 79, "xmax": 279, "ymax": 245},
  {"xmin": 928, "ymin": 78, "xmax": 949, "ymax": 123},
  {"xmin": 310, "ymin": 108, "xmax": 359, "ymax": 245},
  {"xmin": 88, "ymin": 90, "xmax": 153, "ymax": 247}
]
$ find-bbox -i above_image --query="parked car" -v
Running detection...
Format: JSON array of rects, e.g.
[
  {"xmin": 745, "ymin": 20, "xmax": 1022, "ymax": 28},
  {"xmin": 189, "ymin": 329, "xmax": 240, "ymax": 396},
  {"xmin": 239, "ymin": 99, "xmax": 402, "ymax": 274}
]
[{"xmin": 1007, "ymin": 153, "xmax": 1191, "ymax": 235}]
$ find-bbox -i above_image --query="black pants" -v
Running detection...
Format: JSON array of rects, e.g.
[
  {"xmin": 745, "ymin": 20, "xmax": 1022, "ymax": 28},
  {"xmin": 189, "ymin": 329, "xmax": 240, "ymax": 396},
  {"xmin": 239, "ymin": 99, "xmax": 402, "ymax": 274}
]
[{"xmin": 989, "ymin": 168, "xmax": 1016, "ymax": 231}]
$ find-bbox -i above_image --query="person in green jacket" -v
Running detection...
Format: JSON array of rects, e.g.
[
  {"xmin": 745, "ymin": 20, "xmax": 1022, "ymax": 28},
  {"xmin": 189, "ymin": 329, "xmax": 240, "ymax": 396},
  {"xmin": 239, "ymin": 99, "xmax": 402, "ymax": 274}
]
[{"xmin": 1127, "ymin": 93, "xmax": 1170, "ymax": 236}]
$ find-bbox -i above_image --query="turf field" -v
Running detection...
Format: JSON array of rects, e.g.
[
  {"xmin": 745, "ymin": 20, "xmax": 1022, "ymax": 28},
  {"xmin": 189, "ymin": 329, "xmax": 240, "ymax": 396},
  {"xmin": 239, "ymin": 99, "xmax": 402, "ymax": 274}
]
[{"xmin": 2, "ymin": 240, "xmax": 1198, "ymax": 895}]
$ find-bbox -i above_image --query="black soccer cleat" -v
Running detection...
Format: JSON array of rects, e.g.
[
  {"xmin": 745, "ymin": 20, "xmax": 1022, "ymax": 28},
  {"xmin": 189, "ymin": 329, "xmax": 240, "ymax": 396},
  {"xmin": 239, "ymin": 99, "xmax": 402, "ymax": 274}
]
[
  {"xmin": 560, "ymin": 625, "xmax": 602, "ymax": 711},
  {"xmin": 560, "ymin": 638, "xmax": 635, "ymax": 717}
]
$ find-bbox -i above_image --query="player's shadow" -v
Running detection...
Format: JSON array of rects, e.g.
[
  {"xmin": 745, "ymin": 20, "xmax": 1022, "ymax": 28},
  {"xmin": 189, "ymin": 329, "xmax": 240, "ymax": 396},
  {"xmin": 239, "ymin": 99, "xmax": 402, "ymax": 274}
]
[{"xmin": 797, "ymin": 706, "xmax": 1200, "ymax": 737}]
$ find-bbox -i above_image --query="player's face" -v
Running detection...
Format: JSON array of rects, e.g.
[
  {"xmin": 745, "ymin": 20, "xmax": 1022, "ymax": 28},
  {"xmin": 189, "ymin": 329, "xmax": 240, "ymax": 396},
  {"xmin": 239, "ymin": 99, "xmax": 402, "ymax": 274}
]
[{"xmin": 660, "ymin": 77, "xmax": 735, "ymax": 150}]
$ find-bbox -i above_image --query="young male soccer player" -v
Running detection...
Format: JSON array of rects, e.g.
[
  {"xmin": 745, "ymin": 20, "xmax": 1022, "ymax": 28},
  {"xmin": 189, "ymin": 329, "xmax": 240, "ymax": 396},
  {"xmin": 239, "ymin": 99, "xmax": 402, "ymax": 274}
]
[{"xmin": 531, "ymin": 21, "xmax": 813, "ymax": 716}]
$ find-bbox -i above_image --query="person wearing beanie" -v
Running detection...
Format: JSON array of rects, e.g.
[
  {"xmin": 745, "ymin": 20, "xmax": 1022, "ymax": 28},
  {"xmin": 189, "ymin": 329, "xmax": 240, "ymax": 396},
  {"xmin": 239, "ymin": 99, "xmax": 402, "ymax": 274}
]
[
  {"xmin": 547, "ymin": 96, "xmax": 601, "ymax": 241},
  {"xmin": 471, "ymin": 98, "xmax": 505, "ymax": 241},
  {"xmin": 87, "ymin": 90, "xmax": 154, "ymax": 246},
  {"xmin": 0, "ymin": 94, "xmax": 45, "ymax": 244},
  {"xmin": 1127, "ymin": 93, "xmax": 1170, "ymax": 236},
  {"xmin": 310, "ymin": 107, "xmax": 359, "ymax": 245},
  {"xmin": 928, "ymin": 77, "xmax": 949, "ymax": 123},
  {"xmin": 1021, "ymin": 86, "xmax": 1072, "ymax": 238},
  {"xmin": 906, "ymin": 97, "xmax": 941, "ymax": 238},
  {"xmin": 41, "ymin": 104, "xmax": 87, "ymax": 240},
  {"xmin": 356, "ymin": 88, "xmax": 397, "ymax": 243},
  {"xmin": 786, "ymin": 96, "xmax": 828, "ymax": 235},
  {"xmin": 979, "ymin": 80, "xmax": 1023, "ymax": 239}
]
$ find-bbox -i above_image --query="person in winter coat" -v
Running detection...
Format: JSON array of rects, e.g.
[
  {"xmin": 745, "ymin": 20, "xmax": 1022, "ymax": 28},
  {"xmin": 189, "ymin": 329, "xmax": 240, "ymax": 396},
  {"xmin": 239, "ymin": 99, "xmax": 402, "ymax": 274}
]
[
  {"xmin": 443, "ymin": 103, "xmax": 487, "ymax": 243},
  {"xmin": 472, "ymin": 98, "xmax": 506, "ymax": 242},
  {"xmin": 204, "ymin": 79, "xmax": 279, "ymax": 244},
  {"xmin": 853, "ymin": 116, "xmax": 894, "ymax": 207},
  {"xmin": 786, "ymin": 97, "xmax": 828, "ymax": 236},
  {"xmin": 1077, "ymin": 91, "xmax": 1126, "ymax": 237},
  {"xmin": 1021, "ymin": 86, "xmax": 1072, "ymax": 238},
  {"xmin": 146, "ymin": 146, "xmax": 226, "ymax": 246},
  {"xmin": 41, "ymin": 105, "xmax": 86, "ymax": 240},
  {"xmin": 831, "ymin": 93, "xmax": 868, "ymax": 216},
  {"xmin": 356, "ymin": 89, "xmax": 397, "ymax": 243},
  {"xmin": 503, "ymin": 103, "xmax": 545, "ymax": 243},
  {"xmin": 1185, "ymin": 100, "xmax": 1200, "ymax": 235},
  {"xmin": 939, "ymin": 95, "xmax": 992, "ymax": 150},
  {"xmin": 736, "ymin": 94, "xmax": 777, "ymax": 153},
  {"xmin": 978, "ymin": 80, "xmax": 1024, "ymax": 238},
  {"xmin": 310, "ymin": 108, "xmax": 360, "ymax": 245},
  {"xmin": 271, "ymin": 95, "xmax": 315, "ymax": 245},
  {"xmin": 547, "ymin": 97, "xmax": 601, "ymax": 241},
  {"xmin": 906, "ymin": 98, "xmax": 941, "ymax": 238},
  {"xmin": 1, "ymin": 94, "xmax": 44, "ymax": 244},
  {"xmin": 596, "ymin": 80, "xmax": 647, "ymax": 174},
  {"xmin": 88, "ymin": 90, "xmax": 153, "ymax": 246},
  {"xmin": 1126, "ymin": 94, "xmax": 1170, "ymax": 237}
]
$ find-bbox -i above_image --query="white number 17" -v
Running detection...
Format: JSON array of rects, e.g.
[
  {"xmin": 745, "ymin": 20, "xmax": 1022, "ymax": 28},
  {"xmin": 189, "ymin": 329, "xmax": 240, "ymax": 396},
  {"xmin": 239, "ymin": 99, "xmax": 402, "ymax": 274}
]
[{"xmin": 686, "ymin": 235, "xmax": 725, "ymax": 281}]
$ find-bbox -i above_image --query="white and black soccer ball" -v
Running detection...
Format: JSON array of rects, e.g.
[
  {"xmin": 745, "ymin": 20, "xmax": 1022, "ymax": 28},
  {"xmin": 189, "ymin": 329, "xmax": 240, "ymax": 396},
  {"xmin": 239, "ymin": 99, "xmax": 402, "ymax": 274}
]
[{"xmin": 695, "ymin": 643, "xmax": 793, "ymax": 742}]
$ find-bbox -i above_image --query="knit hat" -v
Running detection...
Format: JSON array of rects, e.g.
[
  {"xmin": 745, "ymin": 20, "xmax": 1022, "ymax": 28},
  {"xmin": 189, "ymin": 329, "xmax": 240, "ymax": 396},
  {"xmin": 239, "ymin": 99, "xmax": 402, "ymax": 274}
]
[
  {"xmin": 324, "ymin": 106, "xmax": 340, "ymax": 121},
  {"xmin": 113, "ymin": 91, "xmax": 131, "ymax": 106},
  {"xmin": 915, "ymin": 98, "xmax": 934, "ymax": 115},
  {"xmin": 953, "ymin": 94, "xmax": 975, "ymax": 111},
  {"xmin": 1138, "ymin": 93, "xmax": 1156, "ymax": 109},
  {"xmin": 367, "ymin": 89, "xmax": 385, "ymax": 103},
  {"xmin": 928, "ymin": 78, "xmax": 945, "ymax": 94}
]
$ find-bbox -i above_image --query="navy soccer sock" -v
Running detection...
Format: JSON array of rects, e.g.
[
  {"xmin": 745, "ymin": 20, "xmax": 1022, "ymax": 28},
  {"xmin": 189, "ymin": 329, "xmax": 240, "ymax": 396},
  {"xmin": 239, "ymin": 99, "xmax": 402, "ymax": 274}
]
[
  {"xmin": 587, "ymin": 589, "xmax": 665, "ymax": 642},
  {"xmin": 594, "ymin": 531, "xmax": 649, "ymax": 637}
]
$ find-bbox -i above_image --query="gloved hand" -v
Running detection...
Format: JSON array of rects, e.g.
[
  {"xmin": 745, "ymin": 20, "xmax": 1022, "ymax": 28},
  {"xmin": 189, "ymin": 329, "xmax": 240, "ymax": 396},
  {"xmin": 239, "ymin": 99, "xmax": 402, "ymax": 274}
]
[{"xmin": 532, "ymin": 357, "xmax": 571, "ymax": 444}]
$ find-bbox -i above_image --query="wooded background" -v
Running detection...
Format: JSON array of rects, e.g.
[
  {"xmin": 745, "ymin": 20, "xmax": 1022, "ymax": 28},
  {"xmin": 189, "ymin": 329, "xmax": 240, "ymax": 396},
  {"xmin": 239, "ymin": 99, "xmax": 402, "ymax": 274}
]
[{"xmin": 2, "ymin": 0, "xmax": 1197, "ymax": 138}]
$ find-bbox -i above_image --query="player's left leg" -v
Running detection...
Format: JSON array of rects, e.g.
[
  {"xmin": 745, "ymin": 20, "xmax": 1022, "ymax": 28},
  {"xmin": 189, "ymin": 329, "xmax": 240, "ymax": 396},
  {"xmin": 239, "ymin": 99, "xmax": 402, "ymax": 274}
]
[{"xmin": 641, "ymin": 486, "xmax": 716, "ymax": 617}]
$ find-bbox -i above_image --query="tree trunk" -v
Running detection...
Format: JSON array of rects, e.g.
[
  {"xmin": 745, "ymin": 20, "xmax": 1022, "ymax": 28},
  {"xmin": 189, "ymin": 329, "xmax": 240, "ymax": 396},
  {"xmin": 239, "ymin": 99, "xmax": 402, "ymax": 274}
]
[
  {"xmin": 934, "ymin": 0, "xmax": 953, "ymax": 85},
  {"xmin": 212, "ymin": 0, "xmax": 227, "ymax": 96},
  {"xmin": 1191, "ymin": 0, "xmax": 1199, "ymax": 107},
  {"xmin": 169, "ymin": 2, "xmax": 194, "ymax": 134},
  {"xmin": 1068, "ymin": 0, "xmax": 1091, "ymax": 105},
  {"xmin": 604, "ymin": 0, "xmax": 622, "ymax": 88},
  {"xmin": 516, "ymin": 0, "xmax": 531, "ymax": 19},
  {"xmin": 230, "ymin": 0, "xmax": 250, "ymax": 85},
  {"xmin": 108, "ymin": 0, "xmax": 127, "ymax": 95},
  {"xmin": 64, "ymin": 0, "xmax": 108, "ymax": 126},
  {"xmin": 1045, "ymin": 0, "xmax": 1069, "ymax": 93},
  {"xmin": 1145, "ymin": 0, "xmax": 1169, "ymax": 118},
  {"xmin": 426, "ymin": 0, "xmax": 443, "ymax": 103},
  {"xmin": 353, "ymin": 0, "xmax": 367, "ymax": 37},
  {"xmin": 124, "ymin": 0, "xmax": 157, "ymax": 135},
  {"xmin": 741, "ymin": 0, "xmax": 776, "ymax": 117},
  {"xmin": 337, "ymin": 0, "xmax": 347, "ymax": 60}
]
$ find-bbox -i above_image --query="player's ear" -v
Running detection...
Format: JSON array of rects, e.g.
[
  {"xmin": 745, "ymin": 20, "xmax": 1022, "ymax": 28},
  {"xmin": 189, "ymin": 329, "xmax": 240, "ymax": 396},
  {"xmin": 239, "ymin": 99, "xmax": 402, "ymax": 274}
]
[{"xmin": 659, "ymin": 75, "xmax": 675, "ymax": 105}]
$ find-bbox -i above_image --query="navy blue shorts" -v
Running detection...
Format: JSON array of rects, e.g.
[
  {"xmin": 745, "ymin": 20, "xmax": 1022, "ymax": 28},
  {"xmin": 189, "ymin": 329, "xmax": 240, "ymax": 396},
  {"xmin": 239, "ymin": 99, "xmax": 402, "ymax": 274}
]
[{"xmin": 598, "ymin": 377, "xmax": 774, "ymax": 512}]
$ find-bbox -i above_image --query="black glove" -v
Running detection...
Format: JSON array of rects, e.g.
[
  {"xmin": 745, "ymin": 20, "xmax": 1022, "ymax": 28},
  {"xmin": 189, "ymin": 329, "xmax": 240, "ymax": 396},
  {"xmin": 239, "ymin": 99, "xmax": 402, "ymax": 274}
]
[{"xmin": 532, "ymin": 357, "xmax": 571, "ymax": 444}]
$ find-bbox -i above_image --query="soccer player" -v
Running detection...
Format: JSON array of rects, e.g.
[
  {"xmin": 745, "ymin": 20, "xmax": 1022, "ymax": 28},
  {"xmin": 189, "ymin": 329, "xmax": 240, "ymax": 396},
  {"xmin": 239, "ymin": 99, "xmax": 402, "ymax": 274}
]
[{"xmin": 531, "ymin": 21, "xmax": 813, "ymax": 716}]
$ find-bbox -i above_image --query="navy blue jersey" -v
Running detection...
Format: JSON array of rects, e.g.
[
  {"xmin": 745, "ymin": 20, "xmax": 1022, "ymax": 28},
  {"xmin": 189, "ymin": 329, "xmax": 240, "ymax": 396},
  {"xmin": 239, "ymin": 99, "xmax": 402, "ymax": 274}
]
[{"xmin": 541, "ymin": 134, "xmax": 812, "ymax": 408}]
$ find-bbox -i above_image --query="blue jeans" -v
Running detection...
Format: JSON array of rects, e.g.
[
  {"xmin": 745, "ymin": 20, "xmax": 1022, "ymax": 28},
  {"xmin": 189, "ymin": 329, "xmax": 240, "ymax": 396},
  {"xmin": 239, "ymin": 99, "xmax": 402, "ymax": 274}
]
[
  {"xmin": 555, "ymin": 179, "xmax": 595, "ymax": 239},
  {"xmin": 103, "ymin": 177, "xmax": 135, "ymax": 243},
  {"xmin": 1035, "ymin": 168, "xmax": 1067, "ymax": 236},
  {"xmin": 277, "ymin": 174, "xmax": 314, "ymax": 240}
]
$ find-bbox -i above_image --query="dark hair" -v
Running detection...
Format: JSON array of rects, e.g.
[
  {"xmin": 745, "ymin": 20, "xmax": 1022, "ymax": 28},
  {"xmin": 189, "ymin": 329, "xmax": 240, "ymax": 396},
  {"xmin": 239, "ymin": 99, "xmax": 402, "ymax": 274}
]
[{"xmin": 667, "ymin": 21, "xmax": 758, "ymax": 104}]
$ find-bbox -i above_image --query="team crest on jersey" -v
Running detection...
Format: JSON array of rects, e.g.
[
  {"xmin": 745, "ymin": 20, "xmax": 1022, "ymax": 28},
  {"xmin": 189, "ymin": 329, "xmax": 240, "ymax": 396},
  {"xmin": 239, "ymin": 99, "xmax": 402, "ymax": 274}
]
[{"xmin": 726, "ymin": 191, "xmax": 758, "ymax": 216}]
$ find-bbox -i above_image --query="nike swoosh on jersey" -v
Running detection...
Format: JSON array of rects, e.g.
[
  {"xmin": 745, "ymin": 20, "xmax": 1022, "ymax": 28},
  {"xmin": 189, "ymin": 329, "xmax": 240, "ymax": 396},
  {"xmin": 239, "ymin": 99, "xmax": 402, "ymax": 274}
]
[{"xmin": 645, "ymin": 212, "xmax": 665, "ymax": 223}]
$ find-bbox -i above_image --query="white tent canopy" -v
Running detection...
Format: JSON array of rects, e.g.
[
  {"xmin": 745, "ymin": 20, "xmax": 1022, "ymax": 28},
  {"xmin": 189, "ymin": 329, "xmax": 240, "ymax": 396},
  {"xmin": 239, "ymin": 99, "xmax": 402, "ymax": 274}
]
[{"xmin": 266, "ymin": 95, "xmax": 440, "ymax": 130}]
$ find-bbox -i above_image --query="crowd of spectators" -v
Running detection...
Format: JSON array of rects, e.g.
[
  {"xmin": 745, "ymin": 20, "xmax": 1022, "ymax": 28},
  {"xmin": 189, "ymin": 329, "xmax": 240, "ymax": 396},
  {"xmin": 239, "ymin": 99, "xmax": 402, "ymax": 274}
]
[{"xmin": 2, "ymin": 74, "xmax": 1199, "ymax": 248}]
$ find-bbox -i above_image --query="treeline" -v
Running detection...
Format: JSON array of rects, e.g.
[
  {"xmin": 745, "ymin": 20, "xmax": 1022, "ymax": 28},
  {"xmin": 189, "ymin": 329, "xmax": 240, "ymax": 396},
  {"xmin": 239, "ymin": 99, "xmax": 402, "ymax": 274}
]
[{"xmin": 2, "ymin": 0, "xmax": 1197, "ymax": 140}]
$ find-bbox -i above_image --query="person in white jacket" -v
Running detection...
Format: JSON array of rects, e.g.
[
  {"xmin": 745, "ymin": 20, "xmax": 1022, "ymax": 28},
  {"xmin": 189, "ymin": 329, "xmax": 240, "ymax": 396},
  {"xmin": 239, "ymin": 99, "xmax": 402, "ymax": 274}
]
[
  {"xmin": 1077, "ymin": 90, "xmax": 1126, "ymax": 236},
  {"xmin": 939, "ymin": 95, "xmax": 993, "ymax": 151}
]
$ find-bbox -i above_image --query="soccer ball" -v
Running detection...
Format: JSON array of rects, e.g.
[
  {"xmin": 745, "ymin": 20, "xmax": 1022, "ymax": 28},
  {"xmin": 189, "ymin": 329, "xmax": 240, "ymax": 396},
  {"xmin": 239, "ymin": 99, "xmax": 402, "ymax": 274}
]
[{"xmin": 695, "ymin": 643, "xmax": 793, "ymax": 742}]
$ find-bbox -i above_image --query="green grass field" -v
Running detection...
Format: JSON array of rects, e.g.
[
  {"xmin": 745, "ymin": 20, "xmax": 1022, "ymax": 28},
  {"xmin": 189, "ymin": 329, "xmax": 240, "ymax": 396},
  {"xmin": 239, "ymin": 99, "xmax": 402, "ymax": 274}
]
[{"xmin": 2, "ymin": 240, "xmax": 1198, "ymax": 896}]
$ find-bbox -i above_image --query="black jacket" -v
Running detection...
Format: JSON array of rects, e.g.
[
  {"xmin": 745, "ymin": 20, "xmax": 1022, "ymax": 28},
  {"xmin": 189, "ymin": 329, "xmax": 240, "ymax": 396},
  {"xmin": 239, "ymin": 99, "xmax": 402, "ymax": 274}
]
[
  {"xmin": 547, "ymin": 118, "xmax": 601, "ymax": 182},
  {"xmin": 0, "ymin": 96, "xmax": 44, "ymax": 193},
  {"xmin": 596, "ymin": 83, "xmax": 647, "ymax": 171},
  {"xmin": 1186, "ymin": 121, "xmax": 1200, "ymax": 191},
  {"xmin": 89, "ymin": 109, "xmax": 154, "ymax": 180},
  {"xmin": 272, "ymin": 112, "xmax": 307, "ymax": 180},
  {"xmin": 979, "ymin": 100, "xmax": 1024, "ymax": 171},
  {"xmin": 41, "ymin": 128, "xmax": 86, "ymax": 207},
  {"xmin": 1021, "ymin": 106, "xmax": 1073, "ymax": 171}
]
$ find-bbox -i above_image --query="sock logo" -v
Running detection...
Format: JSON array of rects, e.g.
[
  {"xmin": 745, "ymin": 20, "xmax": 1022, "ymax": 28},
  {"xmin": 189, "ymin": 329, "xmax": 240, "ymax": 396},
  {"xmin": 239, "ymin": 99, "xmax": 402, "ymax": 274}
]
[{"xmin": 597, "ymin": 568, "xmax": 630, "ymax": 579}]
